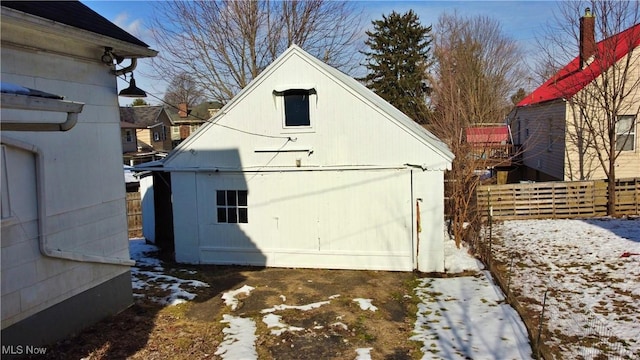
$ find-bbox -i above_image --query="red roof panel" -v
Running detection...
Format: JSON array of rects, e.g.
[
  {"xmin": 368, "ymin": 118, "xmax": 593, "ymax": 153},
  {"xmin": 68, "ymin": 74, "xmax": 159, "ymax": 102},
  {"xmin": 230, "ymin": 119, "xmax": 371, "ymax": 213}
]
[
  {"xmin": 518, "ymin": 23, "xmax": 640, "ymax": 107},
  {"xmin": 466, "ymin": 126, "xmax": 509, "ymax": 144}
]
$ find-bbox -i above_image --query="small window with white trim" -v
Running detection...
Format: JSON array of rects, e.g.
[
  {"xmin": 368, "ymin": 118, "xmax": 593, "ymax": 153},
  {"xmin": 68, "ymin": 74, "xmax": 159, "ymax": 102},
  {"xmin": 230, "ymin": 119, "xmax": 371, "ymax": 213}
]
[
  {"xmin": 274, "ymin": 87, "xmax": 316, "ymax": 130},
  {"xmin": 216, "ymin": 190, "xmax": 248, "ymax": 223}
]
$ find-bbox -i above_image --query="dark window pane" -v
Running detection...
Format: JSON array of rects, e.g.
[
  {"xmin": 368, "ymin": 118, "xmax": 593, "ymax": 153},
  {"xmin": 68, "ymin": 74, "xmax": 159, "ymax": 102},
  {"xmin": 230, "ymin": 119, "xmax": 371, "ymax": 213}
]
[
  {"xmin": 216, "ymin": 191, "xmax": 226, "ymax": 206},
  {"xmin": 284, "ymin": 93, "xmax": 310, "ymax": 126},
  {"xmin": 227, "ymin": 190, "xmax": 237, "ymax": 206},
  {"xmin": 238, "ymin": 190, "xmax": 248, "ymax": 206},
  {"xmin": 217, "ymin": 208, "xmax": 226, "ymax": 223},
  {"xmin": 227, "ymin": 208, "xmax": 237, "ymax": 223},
  {"xmin": 238, "ymin": 208, "xmax": 248, "ymax": 223}
]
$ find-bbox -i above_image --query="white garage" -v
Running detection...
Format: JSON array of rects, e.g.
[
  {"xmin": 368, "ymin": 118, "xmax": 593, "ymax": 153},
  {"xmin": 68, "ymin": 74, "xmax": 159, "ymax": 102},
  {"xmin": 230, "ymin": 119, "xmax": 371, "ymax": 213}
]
[{"xmin": 148, "ymin": 45, "xmax": 453, "ymax": 272}]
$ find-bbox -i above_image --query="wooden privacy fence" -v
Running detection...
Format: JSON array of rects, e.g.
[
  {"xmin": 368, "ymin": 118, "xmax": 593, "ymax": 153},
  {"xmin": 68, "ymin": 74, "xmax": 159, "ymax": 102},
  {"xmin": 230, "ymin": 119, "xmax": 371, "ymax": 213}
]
[
  {"xmin": 477, "ymin": 178, "xmax": 639, "ymax": 220},
  {"xmin": 126, "ymin": 191, "xmax": 142, "ymax": 238}
]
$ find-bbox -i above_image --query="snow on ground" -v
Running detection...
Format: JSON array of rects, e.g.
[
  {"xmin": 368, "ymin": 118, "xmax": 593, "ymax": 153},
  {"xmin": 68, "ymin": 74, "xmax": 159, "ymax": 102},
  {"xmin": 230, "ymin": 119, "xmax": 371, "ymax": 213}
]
[
  {"xmin": 411, "ymin": 238, "xmax": 533, "ymax": 360},
  {"xmin": 355, "ymin": 347, "xmax": 373, "ymax": 359},
  {"xmin": 211, "ymin": 237, "xmax": 533, "ymax": 359},
  {"xmin": 214, "ymin": 314, "xmax": 258, "ymax": 359},
  {"xmin": 352, "ymin": 298, "xmax": 378, "ymax": 312},
  {"xmin": 129, "ymin": 236, "xmax": 532, "ymax": 359},
  {"xmin": 493, "ymin": 218, "xmax": 640, "ymax": 359},
  {"xmin": 221, "ymin": 284, "xmax": 255, "ymax": 310},
  {"xmin": 129, "ymin": 239, "xmax": 208, "ymax": 305},
  {"xmin": 412, "ymin": 273, "xmax": 532, "ymax": 359}
]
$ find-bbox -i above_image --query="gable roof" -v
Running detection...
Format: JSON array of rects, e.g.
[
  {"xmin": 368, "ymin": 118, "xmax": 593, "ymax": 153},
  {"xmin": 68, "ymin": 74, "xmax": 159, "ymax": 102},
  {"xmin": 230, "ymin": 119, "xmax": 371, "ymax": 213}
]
[
  {"xmin": 1, "ymin": 1, "xmax": 148, "ymax": 48},
  {"xmin": 518, "ymin": 23, "xmax": 640, "ymax": 107},
  {"xmin": 120, "ymin": 106, "xmax": 168, "ymax": 127},
  {"xmin": 166, "ymin": 45, "xmax": 453, "ymax": 164}
]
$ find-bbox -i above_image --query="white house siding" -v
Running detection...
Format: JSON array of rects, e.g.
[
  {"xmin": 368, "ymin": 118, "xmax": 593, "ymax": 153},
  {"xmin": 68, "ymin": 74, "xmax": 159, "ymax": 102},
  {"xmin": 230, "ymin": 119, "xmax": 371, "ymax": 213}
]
[
  {"xmin": 166, "ymin": 47, "xmax": 450, "ymax": 272},
  {"xmin": 171, "ymin": 168, "xmax": 445, "ymax": 272},
  {"xmin": 140, "ymin": 175, "xmax": 156, "ymax": 243},
  {"xmin": 167, "ymin": 52, "xmax": 450, "ymax": 171},
  {"xmin": 1, "ymin": 47, "xmax": 131, "ymax": 329}
]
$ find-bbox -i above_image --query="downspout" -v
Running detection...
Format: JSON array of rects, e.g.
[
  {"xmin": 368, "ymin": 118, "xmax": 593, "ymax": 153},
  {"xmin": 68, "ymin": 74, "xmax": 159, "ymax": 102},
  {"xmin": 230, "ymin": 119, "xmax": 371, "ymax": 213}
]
[
  {"xmin": 1, "ymin": 136, "xmax": 135, "ymax": 266},
  {"xmin": 112, "ymin": 58, "xmax": 138, "ymax": 76}
]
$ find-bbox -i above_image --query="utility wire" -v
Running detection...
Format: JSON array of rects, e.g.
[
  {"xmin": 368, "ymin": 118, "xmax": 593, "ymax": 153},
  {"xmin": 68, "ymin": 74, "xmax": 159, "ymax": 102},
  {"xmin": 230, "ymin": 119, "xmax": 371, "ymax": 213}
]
[{"xmin": 117, "ymin": 73, "xmax": 292, "ymax": 140}]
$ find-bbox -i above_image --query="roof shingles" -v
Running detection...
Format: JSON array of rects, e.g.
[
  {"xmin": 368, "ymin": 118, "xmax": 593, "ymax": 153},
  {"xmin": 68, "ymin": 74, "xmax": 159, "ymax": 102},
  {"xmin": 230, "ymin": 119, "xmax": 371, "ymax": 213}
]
[
  {"xmin": 2, "ymin": 1, "xmax": 149, "ymax": 47},
  {"xmin": 120, "ymin": 106, "xmax": 165, "ymax": 127}
]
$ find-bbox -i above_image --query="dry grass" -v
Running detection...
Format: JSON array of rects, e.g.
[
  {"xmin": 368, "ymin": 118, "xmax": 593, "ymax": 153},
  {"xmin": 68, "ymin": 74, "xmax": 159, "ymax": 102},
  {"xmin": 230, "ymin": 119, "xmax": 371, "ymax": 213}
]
[{"xmin": 21, "ymin": 261, "xmax": 425, "ymax": 360}]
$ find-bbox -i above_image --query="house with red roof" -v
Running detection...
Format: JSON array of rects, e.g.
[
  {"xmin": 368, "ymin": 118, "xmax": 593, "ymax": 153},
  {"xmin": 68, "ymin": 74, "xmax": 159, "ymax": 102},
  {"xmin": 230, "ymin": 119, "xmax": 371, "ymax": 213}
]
[{"xmin": 509, "ymin": 9, "xmax": 640, "ymax": 181}]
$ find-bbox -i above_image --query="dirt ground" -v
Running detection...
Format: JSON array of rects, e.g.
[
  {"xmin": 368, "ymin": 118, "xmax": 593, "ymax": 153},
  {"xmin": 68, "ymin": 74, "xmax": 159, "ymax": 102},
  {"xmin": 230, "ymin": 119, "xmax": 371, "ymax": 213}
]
[{"xmin": 21, "ymin": 258, "xmax": 425, "ymax": 360}]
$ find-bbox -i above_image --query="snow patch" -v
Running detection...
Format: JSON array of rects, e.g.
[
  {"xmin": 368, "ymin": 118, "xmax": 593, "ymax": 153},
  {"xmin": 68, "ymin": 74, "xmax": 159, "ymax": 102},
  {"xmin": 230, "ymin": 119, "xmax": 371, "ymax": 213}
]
[
  {"xmin": 215, "ymin": 315, "xmax": 258, "ymax": 359},
  {"xmin": 353, "ymin": 298, "xmax": 377, "ymax": 312},
  {"xmin": 222, "ymin": 285, "xmax": 255, "ymax": 310},
  {"xmin": 129, "ymin": 239, "xmax": 208, "ymax": 305},
  {"xmin": 355, "ymin": 347, "xmax": 373, "ymax": 359},
  {"xmin": 261, "ymin": 300, "xmax": 330, "ymax": 314},
  {"xmin": 262, "ymin": 313, "xmax": 304, "ymax": 335}
]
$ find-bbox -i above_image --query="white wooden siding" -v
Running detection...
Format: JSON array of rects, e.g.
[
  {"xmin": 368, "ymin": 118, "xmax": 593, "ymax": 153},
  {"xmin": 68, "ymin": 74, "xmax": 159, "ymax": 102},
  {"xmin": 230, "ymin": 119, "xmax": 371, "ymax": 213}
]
[
  {"xmin": 166, "ymin": 46, "xmax": 450, "ymax": 272},
  {"xmin": 1, "ymin": 46, "xmax": 130, "ymax": 328},
  {"xmin": 172, "ymin": 169, "xmax": 432, "ymax": 271}
]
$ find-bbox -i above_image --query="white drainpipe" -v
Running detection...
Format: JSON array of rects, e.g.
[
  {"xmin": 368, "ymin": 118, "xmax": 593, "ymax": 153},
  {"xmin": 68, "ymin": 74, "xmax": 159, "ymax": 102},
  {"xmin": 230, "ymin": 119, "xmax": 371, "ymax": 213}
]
[{"xmin": 1, "ymin": 136, "xmax": 135, "ymax": 266}]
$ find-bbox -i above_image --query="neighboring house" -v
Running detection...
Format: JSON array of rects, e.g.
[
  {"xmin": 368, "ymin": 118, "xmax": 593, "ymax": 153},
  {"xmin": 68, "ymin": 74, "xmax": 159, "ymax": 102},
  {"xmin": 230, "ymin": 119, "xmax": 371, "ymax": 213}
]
[
  {"xmin": 510, "ymin": 10, "xmax": 640, "ymax": 181},
  {"xmin": 465, "ymin": 124, "xmax": 514, "ymax": 162},
  {"xmin": 166, "ymin": 101, "xmax": 222, "ymax": 147},
  {"xmin": 1, "ymin": 1, "xmax": 156, "ymax": 348},
  {"xmin": 120, "ymin": 120, "xmax": 143, "ymax": 153},
  {"xmin": 466, "ymin": 124, "xmax": 515, "ymax": 184},
  {"xmin": 120, "ymin": 105, "xmax": 172, "ymax": 165},
  {"xmin": 140, "ymin": 45, "xmax": 454, "ymax": 272}
]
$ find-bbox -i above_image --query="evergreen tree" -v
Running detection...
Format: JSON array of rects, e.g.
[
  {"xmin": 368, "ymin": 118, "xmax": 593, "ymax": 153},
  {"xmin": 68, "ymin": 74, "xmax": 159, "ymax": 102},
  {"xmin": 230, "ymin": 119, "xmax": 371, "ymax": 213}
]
[
  {"xmin": 131, "ymin": 98, "xmax": 149, "ymax": 106},
  {"xmin": 361, "ymin": 10, "xmax": 433, "ymax": 124}
]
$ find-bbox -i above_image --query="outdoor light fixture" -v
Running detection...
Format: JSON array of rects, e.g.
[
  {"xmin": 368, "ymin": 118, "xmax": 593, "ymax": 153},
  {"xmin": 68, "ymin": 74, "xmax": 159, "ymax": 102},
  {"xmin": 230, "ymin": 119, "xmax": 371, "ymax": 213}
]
[
  {"xmin": 101, "ymin": 47, "xmax": 125, "ymax": 65},
  {"xmin": 119, "ymin": 73, "xmax": 147, "ymax": 98}
]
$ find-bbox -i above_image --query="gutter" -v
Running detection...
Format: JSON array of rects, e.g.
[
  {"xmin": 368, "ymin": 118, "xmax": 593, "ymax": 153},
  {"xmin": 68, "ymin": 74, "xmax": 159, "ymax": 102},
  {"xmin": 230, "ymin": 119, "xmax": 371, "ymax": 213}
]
[
  {"xmin": 1, "ymin": 93, "xmax": 84, "ymax": 132},
  {"xmin": 1, "ymin": 136, "xmax": 135, "ymax": 266}
]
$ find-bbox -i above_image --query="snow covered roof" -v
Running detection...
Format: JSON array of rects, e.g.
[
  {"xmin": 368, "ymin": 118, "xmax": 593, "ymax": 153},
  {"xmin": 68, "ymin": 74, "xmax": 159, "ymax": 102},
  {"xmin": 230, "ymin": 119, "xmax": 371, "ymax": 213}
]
[
  {"xmin": 518, "ymin": 23, "xmax": 640, "ymax": 107},
  {"xmin": 1, "ymin": 82, "xmax": 64, "ymax": 99}
]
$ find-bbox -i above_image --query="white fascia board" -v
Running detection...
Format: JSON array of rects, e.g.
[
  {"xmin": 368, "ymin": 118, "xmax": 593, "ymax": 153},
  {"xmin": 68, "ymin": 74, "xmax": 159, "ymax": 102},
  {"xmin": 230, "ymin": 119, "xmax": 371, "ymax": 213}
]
[{"xmin": 1, "ymin": 7, "xmax": 157, "ymax": 58}]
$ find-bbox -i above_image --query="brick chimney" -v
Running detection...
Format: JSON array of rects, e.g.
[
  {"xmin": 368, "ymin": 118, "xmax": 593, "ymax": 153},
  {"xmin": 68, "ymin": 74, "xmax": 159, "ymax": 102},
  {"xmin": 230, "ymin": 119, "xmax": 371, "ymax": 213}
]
[
  {"xmin": 580, "ymin": 7, "xmax": 596, "ymax": 68},
  {"xmin": 178, "ymin": 102, "xmax": 188, "ymax": 118}
]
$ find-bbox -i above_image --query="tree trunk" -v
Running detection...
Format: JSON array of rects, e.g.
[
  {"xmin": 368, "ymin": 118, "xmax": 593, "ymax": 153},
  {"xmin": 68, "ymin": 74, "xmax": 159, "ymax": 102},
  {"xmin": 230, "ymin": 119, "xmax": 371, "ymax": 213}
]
[{"xmin": 608, "ymin": 148, "xmax": 617, "ymax": 216}]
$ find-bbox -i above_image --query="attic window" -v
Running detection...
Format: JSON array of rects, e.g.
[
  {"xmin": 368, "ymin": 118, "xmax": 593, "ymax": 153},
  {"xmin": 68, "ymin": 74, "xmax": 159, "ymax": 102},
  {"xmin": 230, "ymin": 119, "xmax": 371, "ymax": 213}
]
[{"xmin": 273, "ymin": 87, "xmax": 316, "ymax": 129}]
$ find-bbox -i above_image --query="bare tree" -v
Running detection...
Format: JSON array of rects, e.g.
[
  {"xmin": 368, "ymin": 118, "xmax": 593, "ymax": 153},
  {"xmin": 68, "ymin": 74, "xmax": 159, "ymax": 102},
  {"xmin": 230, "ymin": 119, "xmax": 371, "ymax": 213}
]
[
  {"xmin": 536, "ymin": 1, "xmax": 640, "ymax": 214},
  {"xmin": 149, "ymin": 0, "xmax": 362, "ymax": 103},
  {"xmin": 163, "ymin": 72, "xmax": 205, "ymax": 108},
  {"xmin": 427, "ymin": 12, "xmax": 525, "ymax": 247}
]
